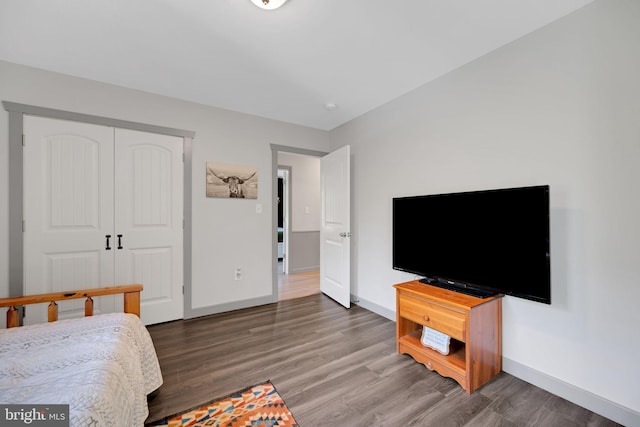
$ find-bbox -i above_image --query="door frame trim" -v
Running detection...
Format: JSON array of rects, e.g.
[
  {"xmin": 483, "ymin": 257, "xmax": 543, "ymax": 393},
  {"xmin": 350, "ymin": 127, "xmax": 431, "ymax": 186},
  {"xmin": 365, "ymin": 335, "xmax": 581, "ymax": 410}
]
[
  {"xmin": 3, "ymin": 101, "xmax": 194, "ymax": 319},
  {"xmin": 3, "ymin": 102, "xmax": 195, "ymax": 138}
]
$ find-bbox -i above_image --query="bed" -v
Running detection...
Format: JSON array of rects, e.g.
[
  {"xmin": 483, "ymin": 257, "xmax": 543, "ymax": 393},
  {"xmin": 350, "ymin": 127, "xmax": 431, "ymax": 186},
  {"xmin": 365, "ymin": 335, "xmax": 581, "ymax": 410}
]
[{"xmin": 0, "ymin": 285, "xmax": 163, "ymax": 426}]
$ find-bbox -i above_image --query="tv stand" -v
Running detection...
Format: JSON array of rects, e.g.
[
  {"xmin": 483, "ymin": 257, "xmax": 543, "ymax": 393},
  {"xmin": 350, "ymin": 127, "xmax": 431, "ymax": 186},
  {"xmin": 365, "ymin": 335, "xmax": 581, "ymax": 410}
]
[
  {"xmin": 419, "ymin": 278, "xmax": 497, "ymax": 299},
  {"xmin": 394, "ymin": 280, "xmax": 503, "ymax": 394}
]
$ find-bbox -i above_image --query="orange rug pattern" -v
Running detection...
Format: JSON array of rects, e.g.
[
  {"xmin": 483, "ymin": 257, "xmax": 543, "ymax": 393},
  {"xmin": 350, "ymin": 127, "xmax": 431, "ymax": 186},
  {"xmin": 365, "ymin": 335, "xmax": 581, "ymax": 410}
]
[{"xmin": 147, "ymin": 381, "xmax": 299, "ymax": 427}]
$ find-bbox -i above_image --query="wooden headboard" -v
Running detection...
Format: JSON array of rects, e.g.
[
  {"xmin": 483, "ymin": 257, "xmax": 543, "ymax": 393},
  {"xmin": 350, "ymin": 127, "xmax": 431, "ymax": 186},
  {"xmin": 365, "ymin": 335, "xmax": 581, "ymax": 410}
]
[{"xmin": 0, "ymin": 284, "xmax": 143, "ymax": 328}]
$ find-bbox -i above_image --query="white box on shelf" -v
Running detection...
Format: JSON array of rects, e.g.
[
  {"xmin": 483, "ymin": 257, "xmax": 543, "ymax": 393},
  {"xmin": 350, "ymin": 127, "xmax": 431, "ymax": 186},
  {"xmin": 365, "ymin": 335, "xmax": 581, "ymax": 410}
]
[{"xmin": 421, "ymin": 325, "xmax": 451, "ymax": 355}]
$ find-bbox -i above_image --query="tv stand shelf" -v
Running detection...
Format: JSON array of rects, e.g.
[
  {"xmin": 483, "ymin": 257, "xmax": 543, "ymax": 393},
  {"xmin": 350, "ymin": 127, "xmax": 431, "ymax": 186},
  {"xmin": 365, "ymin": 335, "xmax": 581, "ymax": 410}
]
[{"xmin": 394, "ymin": 280, "xmax": 503, "ymax": 394}]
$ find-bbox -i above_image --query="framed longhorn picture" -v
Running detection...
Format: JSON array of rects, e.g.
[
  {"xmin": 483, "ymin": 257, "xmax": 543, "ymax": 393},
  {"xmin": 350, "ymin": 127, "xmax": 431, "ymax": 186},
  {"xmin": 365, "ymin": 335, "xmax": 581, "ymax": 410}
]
[{"xmin": 206, "ymin": 161, "xmax": 258, "ymax": 199}]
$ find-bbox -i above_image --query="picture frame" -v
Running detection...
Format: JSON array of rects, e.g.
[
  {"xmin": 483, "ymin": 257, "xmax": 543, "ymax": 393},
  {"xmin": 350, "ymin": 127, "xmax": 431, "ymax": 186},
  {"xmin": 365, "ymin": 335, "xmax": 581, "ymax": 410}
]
[{"xmin": 206, "ymin": 162, "xmax": 258, "ymax": 199}]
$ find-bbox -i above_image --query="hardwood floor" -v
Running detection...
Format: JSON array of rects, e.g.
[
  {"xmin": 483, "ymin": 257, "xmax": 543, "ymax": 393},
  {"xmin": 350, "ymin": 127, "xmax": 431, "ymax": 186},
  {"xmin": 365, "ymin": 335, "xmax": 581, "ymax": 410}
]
[
  {"xmin": 278, "ymin": 268, "xmax": 320, "ymax": 301},
  {"xmin": 145, "ymin": 294, "xmax": 619, "ymax": 426}
]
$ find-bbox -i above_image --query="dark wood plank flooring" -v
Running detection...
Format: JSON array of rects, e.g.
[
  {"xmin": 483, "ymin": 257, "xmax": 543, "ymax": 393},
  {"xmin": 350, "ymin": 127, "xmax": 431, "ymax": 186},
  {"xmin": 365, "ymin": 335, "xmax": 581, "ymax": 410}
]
[{"xmin": 145, "ymin": 294, "xmax": 619, "ymax": 426}]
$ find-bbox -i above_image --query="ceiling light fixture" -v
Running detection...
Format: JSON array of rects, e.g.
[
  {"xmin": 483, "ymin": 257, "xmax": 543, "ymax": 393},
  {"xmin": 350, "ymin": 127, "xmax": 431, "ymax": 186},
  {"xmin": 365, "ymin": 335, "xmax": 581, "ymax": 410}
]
[{"xmin": 250, "ymin": 0, "xmax": 288, "ymax": 10}]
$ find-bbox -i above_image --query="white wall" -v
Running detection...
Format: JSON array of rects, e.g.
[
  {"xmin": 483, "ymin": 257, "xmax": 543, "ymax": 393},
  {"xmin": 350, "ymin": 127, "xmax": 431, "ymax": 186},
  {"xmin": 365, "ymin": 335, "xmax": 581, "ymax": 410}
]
[
  {"xmin": 330, "ymin": 0, "xmax": 640, "ymax": 418},
  {"xmin": 277, "ymin": 152, "xmax": 321, "ymax": 232},
  {"xmin": 0, "ymin": 60, "xmax": 330, "ymax": 311}
]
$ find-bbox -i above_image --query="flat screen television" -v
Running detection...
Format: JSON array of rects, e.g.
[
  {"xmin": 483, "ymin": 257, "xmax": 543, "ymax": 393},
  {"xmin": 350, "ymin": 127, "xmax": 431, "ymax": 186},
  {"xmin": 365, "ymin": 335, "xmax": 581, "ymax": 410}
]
[{"xmin": 392, "ymin": 185, "xmax": 551, "ymax": 304}]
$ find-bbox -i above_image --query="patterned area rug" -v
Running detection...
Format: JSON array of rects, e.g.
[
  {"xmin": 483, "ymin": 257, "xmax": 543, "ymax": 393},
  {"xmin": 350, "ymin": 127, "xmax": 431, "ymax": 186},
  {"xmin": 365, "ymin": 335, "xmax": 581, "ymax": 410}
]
[{"xmin": 147, "ymin": 381, "xmax": 299, "ymax": 427}]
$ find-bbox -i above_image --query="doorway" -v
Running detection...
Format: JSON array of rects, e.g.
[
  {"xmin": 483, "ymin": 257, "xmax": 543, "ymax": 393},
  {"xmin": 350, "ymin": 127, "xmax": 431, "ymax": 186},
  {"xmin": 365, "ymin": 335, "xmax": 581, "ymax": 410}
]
[
  {"xmin": 271, "ymin": 145, "xmax": 327, "ymax": 301},
  {"xmin": 277, "ymin": 167, "xmax": 290, "ymax": 276}
]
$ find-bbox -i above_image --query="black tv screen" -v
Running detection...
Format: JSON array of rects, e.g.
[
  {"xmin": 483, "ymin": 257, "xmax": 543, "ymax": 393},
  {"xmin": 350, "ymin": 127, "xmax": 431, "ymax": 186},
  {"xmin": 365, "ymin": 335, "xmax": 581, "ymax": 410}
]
[{"xmin": 392, "ymin": 185, "xmax": 551, "ymax": 304}]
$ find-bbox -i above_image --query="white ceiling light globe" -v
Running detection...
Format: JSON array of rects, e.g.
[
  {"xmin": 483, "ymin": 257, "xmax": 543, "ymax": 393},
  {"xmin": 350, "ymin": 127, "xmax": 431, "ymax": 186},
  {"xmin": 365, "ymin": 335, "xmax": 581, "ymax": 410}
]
[{"xmin": 250, "ymin": 0, "xmax": 288, "ymax": 10}]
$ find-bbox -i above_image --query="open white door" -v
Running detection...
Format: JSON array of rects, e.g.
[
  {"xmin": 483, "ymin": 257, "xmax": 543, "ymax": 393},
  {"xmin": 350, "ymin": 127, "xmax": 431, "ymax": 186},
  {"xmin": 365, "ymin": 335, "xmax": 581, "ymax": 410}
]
[{"xmin": 320, "ymin": 145, "xmax": 351, "ymax": 308}]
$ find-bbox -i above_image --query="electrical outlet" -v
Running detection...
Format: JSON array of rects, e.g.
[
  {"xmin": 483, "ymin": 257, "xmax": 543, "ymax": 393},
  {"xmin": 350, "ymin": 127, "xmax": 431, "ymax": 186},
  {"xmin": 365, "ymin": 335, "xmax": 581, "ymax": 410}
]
[{"xmin": 234, "ymin": 267, "xmax": 242, "ymax": 281}]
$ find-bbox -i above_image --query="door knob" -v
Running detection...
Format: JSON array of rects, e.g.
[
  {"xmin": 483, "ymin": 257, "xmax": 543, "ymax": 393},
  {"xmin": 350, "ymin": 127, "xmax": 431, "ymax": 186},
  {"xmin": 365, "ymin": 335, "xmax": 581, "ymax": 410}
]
[{"xmin": 339, "ymin": 232, "xmax": 352, "ymax": 238}]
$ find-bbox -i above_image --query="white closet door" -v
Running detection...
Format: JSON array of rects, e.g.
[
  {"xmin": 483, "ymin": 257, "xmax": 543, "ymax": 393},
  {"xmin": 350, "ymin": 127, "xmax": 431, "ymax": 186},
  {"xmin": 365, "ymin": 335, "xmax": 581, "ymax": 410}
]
[
  {"xmin": 114, "ymin": 128, "xmax": 184, "ymax": 325},
  {"xmin": 23, "ymin": 116, "xmax": 115, "ymax": 324},
  {"xmin": 23, "ymin": 117, "xmax": 184, "ymax": 326}
]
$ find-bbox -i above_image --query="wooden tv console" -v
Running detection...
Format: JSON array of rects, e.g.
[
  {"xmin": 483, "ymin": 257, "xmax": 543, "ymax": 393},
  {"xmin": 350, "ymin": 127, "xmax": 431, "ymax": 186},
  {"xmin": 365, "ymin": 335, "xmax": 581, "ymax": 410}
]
[{"xmin": 394, "ymin": 280, "xmax": 503, "ymax": 394}]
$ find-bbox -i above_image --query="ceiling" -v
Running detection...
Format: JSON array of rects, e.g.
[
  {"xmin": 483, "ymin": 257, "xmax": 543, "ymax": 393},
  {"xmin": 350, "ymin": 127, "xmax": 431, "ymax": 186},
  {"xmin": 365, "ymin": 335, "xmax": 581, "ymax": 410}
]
[{"xmin": 0, "ymin": 0, "xmax": 594, "ymax": 131}]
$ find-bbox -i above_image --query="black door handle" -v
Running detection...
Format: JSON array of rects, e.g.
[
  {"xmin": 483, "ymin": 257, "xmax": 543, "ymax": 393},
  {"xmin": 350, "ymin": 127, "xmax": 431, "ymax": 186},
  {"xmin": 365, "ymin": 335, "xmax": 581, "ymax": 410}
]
[
  {"xmin": 117, "ymin": 234, "xmax": 123, "ymax": 250},
  {"xmin": 106, "ymin": 235, "xmax": 111, "ymax": 250}
]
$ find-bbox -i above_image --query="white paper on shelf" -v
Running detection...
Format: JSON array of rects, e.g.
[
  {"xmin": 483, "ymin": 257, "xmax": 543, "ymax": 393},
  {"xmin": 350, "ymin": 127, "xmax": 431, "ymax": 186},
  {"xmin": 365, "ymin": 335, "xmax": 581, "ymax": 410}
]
[{"xmin": 420, "ymin": 325, "xmax": 451, "ymax": 355}]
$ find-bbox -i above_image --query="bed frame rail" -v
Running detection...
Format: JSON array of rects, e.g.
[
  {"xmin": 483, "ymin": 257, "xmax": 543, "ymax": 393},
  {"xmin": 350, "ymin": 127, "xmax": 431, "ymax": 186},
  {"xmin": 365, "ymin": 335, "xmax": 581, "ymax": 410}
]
[{"xmin": 0, "ymin": 284, "xmax": 143, "ymax": 328}]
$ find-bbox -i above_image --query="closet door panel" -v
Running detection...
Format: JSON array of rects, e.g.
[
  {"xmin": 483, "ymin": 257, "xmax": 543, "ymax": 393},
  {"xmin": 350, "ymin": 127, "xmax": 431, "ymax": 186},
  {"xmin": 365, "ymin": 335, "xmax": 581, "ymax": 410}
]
[
  {"xmin": 23, "ymin": 116, "xmax": 115, "ymax": 324},
  {"xmin": 114, "ymin": 128, "xmax": 184, "ymax": 325}
]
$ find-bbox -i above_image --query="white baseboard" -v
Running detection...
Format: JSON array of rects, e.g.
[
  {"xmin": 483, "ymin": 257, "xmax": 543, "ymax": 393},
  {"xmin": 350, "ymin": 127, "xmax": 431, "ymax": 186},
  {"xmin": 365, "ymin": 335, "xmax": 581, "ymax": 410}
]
[
  {"xmin": 503, "ymin": 357, "xmax": 639, "ymax": 427},
  {"xmin": 352, "ymin": 295, "xmax": 395, "ymax": 321},
  {"xmin": 185, "ymin": 295, "xmax": 275, "ymax": 320}
]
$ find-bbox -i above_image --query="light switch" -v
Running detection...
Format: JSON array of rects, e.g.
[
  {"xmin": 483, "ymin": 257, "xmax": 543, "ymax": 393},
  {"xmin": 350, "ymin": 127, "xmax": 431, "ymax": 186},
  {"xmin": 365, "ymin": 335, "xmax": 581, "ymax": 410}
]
[{"xmin": 256, "ymin": 204, "xmax": 262, "ymax": 214}]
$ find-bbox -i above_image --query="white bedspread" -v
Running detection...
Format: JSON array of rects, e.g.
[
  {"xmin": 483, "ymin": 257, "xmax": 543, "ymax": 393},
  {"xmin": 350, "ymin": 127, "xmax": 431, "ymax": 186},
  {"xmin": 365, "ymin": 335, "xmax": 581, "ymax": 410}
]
[{"xmin": 0, "ymin": 313, "xmax": 163, "ymax": 426}]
